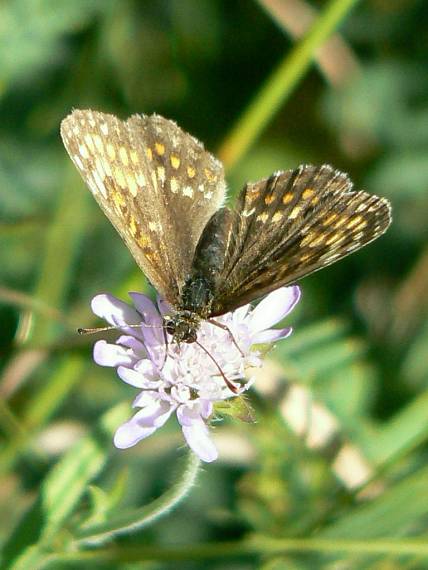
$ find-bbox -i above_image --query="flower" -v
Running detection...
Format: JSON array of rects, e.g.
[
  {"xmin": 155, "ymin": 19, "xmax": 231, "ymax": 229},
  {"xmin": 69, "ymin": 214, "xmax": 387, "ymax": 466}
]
[{"xmin": 91, "ymin": 286, "xmax": 301, "ymax": 462}]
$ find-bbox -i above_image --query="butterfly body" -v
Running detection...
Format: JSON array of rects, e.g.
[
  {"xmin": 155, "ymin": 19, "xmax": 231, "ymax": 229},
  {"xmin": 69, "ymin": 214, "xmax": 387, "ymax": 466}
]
[{"xmin": 61, "ymin": 109, "xmax": 392, "ymax": 343}]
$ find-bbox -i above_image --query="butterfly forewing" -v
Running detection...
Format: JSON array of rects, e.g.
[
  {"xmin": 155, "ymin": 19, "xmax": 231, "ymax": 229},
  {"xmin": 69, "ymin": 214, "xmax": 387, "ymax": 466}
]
[
  {"xmin": 60, "ymin": 109, "xmax": 226, "ymax": 304},
  {"xmin": 210, "ymin": 164, "xmax": 391, "ymax": 315}
]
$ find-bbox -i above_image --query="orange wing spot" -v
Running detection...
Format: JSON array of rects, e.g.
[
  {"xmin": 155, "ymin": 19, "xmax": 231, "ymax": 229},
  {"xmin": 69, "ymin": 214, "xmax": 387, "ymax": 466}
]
[
  {"xmin": 302, "ymin": 188, "xmax": 315, "ymax": 199},
  {"xmin": 204, "ymin": 168, "xmax": 216, "ymax": 182},
  {"xmin": 346, "ymin": 215, "xmax": 364, "ymax": 229},
  {"xmin": 129, "ymin": 215, "xmax": 138, "ymax": 236},
  {"xmin": 264, "ymin": 194, "xmax": 275, "ymax": 205},
  {"xmin": 187, "ymin": 166, "xmax": 196, "ymax": 178},
  {"xmin": 326, "ymin": 232, "xmax": 345, "ymax": 245},
  {"xmin": 282, "ymin": 192, "xmax": 294, "ymax": 204},
  {"xmin": 334, "ymin": 217, "xmax": 347, "ymax": 228},
  {"xmin": 137, "ymin": 234, "xmax": 151, "ymax": 248},
  {"xmin": 309, "ymin": 234, "xmax": 326, "ymax": 247},
  {"xmin": 113, "ymin": 191, "xmax": 125, "ymax": 209},
  {"xmin": 323, "ymin": 213, "xmax": 338, "ymax": 226},
  {"xmin": 300, "ymin": 232, "xmax": 315, "ymax": 247},
  {"xmin": 246, "ymin": 189, "xmax": 261, "ymax": 204},
  {"xmin": 171, "ymin": 154, "xmax": 180, "ymax": 169},
  {"xmin": 311, "ymin": 196, "xmax": 320, "ymax": 206},
  {"xmin": 155, "ymin": 142, "xmax": 165, "ymax": 155},
  {"xmin": 300, "ymin": 252, "xmax": 311, "ymax": 262}
]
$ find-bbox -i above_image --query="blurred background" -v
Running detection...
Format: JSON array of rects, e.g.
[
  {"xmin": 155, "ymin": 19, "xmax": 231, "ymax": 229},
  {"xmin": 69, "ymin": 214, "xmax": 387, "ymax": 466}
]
[{"xmin": 1, "ymin": 0, "xmax": 427, "ymax": 568}]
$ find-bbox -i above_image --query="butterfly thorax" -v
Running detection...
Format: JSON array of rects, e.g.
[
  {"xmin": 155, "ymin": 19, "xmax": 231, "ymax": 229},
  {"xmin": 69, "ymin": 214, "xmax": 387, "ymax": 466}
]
[{"xmin": 164, "ymin": 276, "xmax": 215, "ymax": 343}]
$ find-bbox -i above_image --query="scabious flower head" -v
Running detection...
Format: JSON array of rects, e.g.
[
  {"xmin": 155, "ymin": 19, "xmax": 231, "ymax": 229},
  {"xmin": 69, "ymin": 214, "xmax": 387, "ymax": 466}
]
[{"xmin": 91, "ymin": 286, "xmax": 301, "ymax": 462}]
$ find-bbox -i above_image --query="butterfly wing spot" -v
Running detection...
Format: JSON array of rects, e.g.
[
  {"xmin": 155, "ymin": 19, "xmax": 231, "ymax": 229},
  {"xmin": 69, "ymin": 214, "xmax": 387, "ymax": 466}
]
[
  {"xmin": 282, "ymin": 192, "xmax": 294, "ymax": 204},
  {"xmin": 311, "ymin": 196, "xmax": 320, "ymax": 206},
  {"xmin": 198, "ymin": 184, "xmax": 205, "ymax": 193},
  {"xmin": 126, "ymin": 172, "xmax": 138, "ymax": 197},
  {"xmin": 150, "ymin": 171, "xmax": 158, "ymax": 192},
  {"xmin": 302, "ymin": 188, "xmax": 315, "ymax": 199},
  {"xmin": 130, "ymin": 150, "xmax": 139, "ymax": 164},
  {"xmin": 346, "ymin": 215, "xmax": 366, "ymax": 229},
  {"xmin": 323, "ymin": 213, "xmax": 338, "ymax": 226},
  {"xmin": 310, "ymin": 234, "xmax": 327, "ymax": 247},
  {"xmin": 272, "ymin": 211, "xmax": 284, "ymax": 223},
  {"xmin": 256, "ymin": 212, "xmax": 269, "ymax": 223},
  {"xmin": 148, "ymin": 221, "xmax": 162, "ymax": 233},
  {"xmin": 100, "ymin": 122, "xmax": 109, "ymax": 135},
  {"xmin": 155, "ymin": 142, "xmax": 165, "ymax": 156},
  {"xmin": 204, "ymin": 168, "xmax": 216, "ymax": 182},
  {"xmin": 242, "ymin": 207, "xmax": 256, "ymax": 217},
  {"xmin": 205, "ymin": 190, "xmax": 214, "ymax": 200},
  {"xmin": 264, "ymin": 193, "xmax": 275, "ymax": 205},
  {"xmin": 112, "ymin": 190, "xmax": 126, "ymax": 211},
  {"xmin": 187, "ymin": 166, "xmax": 196, "ymax": 178},
  {"xmin": 300, "ymin": 252, "xmax": 311, "ymax": 262},
  {"xmin": 92, "ymin": 170, "xmax": 108, "ymax": 198},
  {"xmin": 93, "ymin": 134, "xmax": 104, "ymax": 154},
  {"xmin": 170, "ymin": 154, "xmax": 180, "ymax": 169},
  {"xmin": 289, "ymin": 206, "xmax": 301, "ymax": 219},
  {"xmin": 145, "ymin": 147, "xmax": 153, "ymax": 161},
  {"xmin": 79, "ymin": 144, "xmax": 89, "ymax": 159},
  {"xmin": 73, "ymin": 154, "xmax": 84, "ymax": 170},
  {"xmin": 106, "ymin": 143, "xmax": 116, "ymax": 160},
  {"xmin": 129, "ymin": 215, "xmax": 138, "ymax": 236},
  {"xmin": 113, "ymin": 166, "xmax": 127, "ymax": 190},
  {"xmin": 136, "ymin": 172, "xmax": 146, "ymax": 187},
  {"xmin": 119, "ymin": 147, "xmax": 129, "ymax": 166},
  {"xmin": 84, "ymin": 134, "xmax": 95, "ymax": 152},
  {"xmin": 325, "ymin": 232, "xmax": 345, "ymax": 245},
  {"xmin": 157, "ymin": 166, "xmax": 166, "ymax": 184},
  {"xmin": 170, "ymin": 177, "xmax": 180, "ymax": 193},
  {"xmin": 137, "ymin": 233, "xmax": 151, "ymax": 248},
  {"xmin": 333, "ymin": 217, "xmax": 348, "ymax": 229},
  {"xmin": 183, "ymin": 186, "xmax": 194, "ymax": 198}
]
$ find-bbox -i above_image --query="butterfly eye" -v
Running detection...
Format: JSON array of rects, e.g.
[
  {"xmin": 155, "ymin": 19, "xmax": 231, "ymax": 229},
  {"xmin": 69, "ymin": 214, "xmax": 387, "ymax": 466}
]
[{"xmin": 164, "ymin": 317, "xmax": 175, "ymax": 336}]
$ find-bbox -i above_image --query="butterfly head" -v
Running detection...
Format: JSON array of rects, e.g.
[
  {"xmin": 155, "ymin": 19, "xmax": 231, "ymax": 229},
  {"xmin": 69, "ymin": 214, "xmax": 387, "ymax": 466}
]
[{"xmin": 164, "ymin": 310, "xmax": 200, "ymax": 344}]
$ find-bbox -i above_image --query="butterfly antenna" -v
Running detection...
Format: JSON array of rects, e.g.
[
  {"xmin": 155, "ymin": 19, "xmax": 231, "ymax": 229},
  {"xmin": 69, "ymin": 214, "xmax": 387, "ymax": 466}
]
[
  {"xmin": 195, "ymin": 340, "xmax": 240, "ymax": 394},
  {"xmin": 77, "ymin": 322, "xmax": 164, "ymax": 335}
]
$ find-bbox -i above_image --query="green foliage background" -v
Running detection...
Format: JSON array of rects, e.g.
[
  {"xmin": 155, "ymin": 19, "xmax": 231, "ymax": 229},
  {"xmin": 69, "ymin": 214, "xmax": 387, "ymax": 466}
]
[{"xmin": 1, "ymin": 0, "xmax": 427, "ymax": 568}]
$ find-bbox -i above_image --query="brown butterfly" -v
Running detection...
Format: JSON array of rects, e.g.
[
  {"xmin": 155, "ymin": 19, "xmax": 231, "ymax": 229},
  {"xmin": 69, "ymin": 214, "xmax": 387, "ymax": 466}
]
[{"xmin": 61, "ymin": 110, "xmax": 392, "ymax": 343}]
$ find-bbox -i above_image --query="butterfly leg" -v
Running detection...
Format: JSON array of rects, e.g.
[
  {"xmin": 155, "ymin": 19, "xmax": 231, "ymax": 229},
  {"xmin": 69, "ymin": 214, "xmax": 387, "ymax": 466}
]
[{"xmin": 208, "ymin": 319, "xmax": 245, "ymax": 357}]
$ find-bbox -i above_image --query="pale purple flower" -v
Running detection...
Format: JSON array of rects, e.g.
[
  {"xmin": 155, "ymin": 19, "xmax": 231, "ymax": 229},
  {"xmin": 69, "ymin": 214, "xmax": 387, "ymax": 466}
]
[{"xmin": 91, "ymin": 286, "xmax": 301, "ymax": 462}]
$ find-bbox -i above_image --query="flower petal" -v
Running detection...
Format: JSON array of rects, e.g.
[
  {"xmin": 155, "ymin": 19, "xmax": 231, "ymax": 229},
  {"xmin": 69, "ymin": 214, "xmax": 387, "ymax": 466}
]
[
  {"xmin": 249, "ymin": 286, "xmax": 301, "ymax": 333},
  {"xmin": 117, "ymin": 365, "xmax": 160, "ymax": 388},
  {"xmin": 251, "ymin": 326, "xmax": 293, "ymax": 344},
  {"xmin": 129, "ymin": 292, "xmax": 162, "ymax": 326},
  {"xmin": 114, "ymin": 422, "xmax": 157, "ymax": 449},
  {"xmin": 181, "ymin": 419, "xmax": 218, "ymax": 463},
  {"xmin": 91, "ymin": 294, "xmax": 141, "ymax": 327},
  {"xmin": 93, "ymin": 340, "xmax": 136, "ymax": 367}
]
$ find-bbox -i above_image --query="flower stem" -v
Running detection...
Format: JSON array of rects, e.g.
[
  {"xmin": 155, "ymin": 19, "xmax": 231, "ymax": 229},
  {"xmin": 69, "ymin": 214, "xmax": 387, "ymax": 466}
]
[
  {"xmin": 74, "ymin": 450, "xmax": 201, "ymax": 545},
  {"xmin": 46, "ymin": 536, "xmax": 428, "ymax": 566},
  {"xmin": 218, "ymin": 0, "xmax": 360, "ymax": 171}
]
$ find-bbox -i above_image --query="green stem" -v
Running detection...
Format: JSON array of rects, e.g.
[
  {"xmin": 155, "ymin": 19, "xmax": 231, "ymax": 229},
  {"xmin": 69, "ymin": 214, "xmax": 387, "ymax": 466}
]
[
  {"xmin": 75, "ymin": 451, "xmax": 201, "ymax": 545},
  {"xmin": 218, "ymin": 0, "xmax": 360, "ymax": 171},
  {"xmin": 45, "ymin": 537, "xmax": 428, "ymax": 566}
]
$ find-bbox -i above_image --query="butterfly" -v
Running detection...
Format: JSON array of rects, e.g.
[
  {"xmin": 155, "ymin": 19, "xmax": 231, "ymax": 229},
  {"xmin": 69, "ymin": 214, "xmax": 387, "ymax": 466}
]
[{"xmin": 61, "ymin": 110, "xmax": 392, "ymax": 343}]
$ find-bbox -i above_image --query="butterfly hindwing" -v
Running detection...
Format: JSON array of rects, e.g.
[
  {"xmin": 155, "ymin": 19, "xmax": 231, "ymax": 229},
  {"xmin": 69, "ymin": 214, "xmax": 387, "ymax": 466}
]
[
  {"xmin": 60, "ymin": 109, "xmax": 226, "ymax": 304},
  {"xmin": 209, "ymin": 164, "xmax": 391, "ymax": 315}
]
